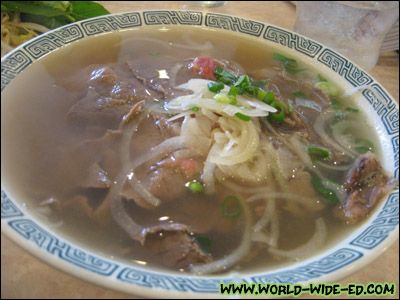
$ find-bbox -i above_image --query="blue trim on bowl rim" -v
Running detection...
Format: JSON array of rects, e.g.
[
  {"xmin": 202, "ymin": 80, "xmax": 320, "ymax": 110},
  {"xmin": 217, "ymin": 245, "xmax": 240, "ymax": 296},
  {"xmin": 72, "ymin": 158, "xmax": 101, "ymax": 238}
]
[{"xmin": 1, "ymin": 10, "xmax": 399, "ymax": 295}]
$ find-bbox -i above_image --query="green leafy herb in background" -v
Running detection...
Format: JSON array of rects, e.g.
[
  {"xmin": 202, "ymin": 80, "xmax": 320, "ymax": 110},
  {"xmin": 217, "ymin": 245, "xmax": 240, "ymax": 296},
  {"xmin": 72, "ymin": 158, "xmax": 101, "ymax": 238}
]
[
  {"xmin": 2, "ymin": 1, "xmax": 110, "ymax": 29},
  {"xmin": 1, "ymin": 1, "xmax": 109, "ymax": 56}
]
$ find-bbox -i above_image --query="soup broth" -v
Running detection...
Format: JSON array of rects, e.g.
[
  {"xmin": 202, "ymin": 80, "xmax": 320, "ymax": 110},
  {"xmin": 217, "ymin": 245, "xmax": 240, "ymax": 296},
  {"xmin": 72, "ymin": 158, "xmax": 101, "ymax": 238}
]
[{"xmin": 1, "ymin": 27, "xmax": 396, "ymax": 274}]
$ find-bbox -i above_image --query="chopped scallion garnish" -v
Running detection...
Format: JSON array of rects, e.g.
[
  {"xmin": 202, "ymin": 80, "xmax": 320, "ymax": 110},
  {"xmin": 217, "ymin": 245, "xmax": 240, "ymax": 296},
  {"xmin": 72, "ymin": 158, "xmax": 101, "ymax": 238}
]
[
  {"xmin": 263, "ymin": 91, "xmax": 275, "ymax": 105},
  {"xmin": 207, "ymin": 81, "xmax": 224, "ymax": 93},
  {"xmin": 214, "ymin": 66, "xmax": 237, "ymax": 85},
  {"xmin": 222, "ymin": 195, "xmax": 242, "ymax": 218},
  {"xmin": 307, "ymin": 146, "xmax": 330, "ymax": 161},
  {"xmin": 311, "ymin": 177, "xmax": 339, "ymax": 204},
  {"xmin": 354, "ymin": 138, "xmax": 375, "ymax": 153},
  {"xmin": 272, "ymin": 52, "xmax": 306, "ymax": 74},
  {"xmin": 191, "ymin": 106, "xmax": 200, "ymax": 112},
  {"xmin": 235, "ymin": 112, "xmax": 251, "ymax": 122},
  {"xmin": 214, "ymin": 93, "xmax": 233, "ymax": 104},
  {"xmin": 345, "ymin": 107, "xmax": 359, "ymax": 113},
  {"xmin": 269, "ymin": 101, "xmax": 285, "ymax": 123},
  {"xmin": 314, "ymin": 81, "xmax": 339, "ymax": 97}
]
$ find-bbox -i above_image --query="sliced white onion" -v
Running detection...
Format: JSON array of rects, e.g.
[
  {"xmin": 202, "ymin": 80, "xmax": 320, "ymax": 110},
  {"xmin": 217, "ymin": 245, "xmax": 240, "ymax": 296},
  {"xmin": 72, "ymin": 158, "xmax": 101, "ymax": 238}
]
[
  {"xmin": 190, "ymin": 200, "xmax": 252, "ymax": 274},
  {"xmin": 268, "ymin": 218, "xmax": 326, "ymax": 259},
  {"xmin": 313, "ymin": 112, "xmax": 356, "ymax": 158}
]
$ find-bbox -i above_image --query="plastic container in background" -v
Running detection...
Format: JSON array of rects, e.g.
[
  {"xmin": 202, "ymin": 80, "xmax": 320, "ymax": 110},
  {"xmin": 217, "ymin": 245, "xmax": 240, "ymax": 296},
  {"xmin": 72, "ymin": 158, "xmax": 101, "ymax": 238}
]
[{"xmin": 294, "ymin": 1, "xmax": 399, "ymax": 71}]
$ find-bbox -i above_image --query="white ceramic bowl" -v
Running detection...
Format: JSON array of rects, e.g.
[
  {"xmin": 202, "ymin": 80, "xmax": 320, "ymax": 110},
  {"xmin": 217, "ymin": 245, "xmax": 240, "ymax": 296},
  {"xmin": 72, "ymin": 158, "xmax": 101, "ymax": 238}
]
[{"xmin": 1, "ymin": 10, "xmax": 399, "ymax": 298}]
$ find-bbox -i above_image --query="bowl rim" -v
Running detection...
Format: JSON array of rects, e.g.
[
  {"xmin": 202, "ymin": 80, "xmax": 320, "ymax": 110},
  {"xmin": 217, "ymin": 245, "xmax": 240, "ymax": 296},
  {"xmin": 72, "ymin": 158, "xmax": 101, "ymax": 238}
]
[{"xmin": 1, "ymin": 9, "xmax": 399, "ymax": 298}]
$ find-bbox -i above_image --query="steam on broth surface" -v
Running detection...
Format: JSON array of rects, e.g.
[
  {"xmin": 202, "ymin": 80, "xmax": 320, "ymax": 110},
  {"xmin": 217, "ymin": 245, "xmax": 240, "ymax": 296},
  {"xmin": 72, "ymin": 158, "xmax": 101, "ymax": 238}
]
[{"xmin": 1, "ymin": 27, "xmax": 397, "ymax": 274}]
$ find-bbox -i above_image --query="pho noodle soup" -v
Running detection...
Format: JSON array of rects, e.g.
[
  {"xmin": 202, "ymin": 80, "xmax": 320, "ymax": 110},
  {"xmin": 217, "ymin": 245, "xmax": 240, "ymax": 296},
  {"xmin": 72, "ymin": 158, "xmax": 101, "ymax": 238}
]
[{"xmin": 1, "ymin": 28, "xmax": 397, "ymax": 274}]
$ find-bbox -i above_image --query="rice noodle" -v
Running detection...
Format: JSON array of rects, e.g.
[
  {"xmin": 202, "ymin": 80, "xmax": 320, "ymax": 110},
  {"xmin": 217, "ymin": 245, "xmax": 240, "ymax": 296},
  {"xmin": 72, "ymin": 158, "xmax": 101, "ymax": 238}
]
[
  {"xmin": 246, "ymin": 194, "xmax": 276, "ymax": 232},
  {"xmin": 268, "ymin": 218, "xmax": 326, "ymax": 259},
  {"xmin": 247, "ymin": 192, "xmax": 324, "ymax": 213},
  {"xmin": 252, "ymin": 213, "xmax": 279, "ymax": 248},
  {"xmin": 190, "ymin": 199, "xmax": 252, "ymax": 274},
  {"xmin": 203, "ymin": 144, "xmax": 218, "ymax": 195},
  {"xmin": 218, "ymin": 178, "xmax": 272, "ymax": 194},
  {"xmin": 315, "ymin": 160, "xmax": 353, "ymax": 171}
]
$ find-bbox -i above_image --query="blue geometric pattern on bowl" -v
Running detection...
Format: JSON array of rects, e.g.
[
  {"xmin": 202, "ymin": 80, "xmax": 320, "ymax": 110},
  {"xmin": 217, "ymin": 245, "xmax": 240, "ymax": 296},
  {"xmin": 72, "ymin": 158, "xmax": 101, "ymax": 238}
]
[
  {"xmin": 251, "ymin": 248, "xmax": 363, "ymax": 284},
  {"xmin": 1, "ymin": 191, "xmax": 23, "ymax": 218},
  {"xmin": 264, "ymin": 26, "xmax": 322, "ymax": 58},
  {"xmin": 206, "ymin": 13, "xmax": 264, "ymax": 36},
  {"xmin": 1, "ymin": 10, "xmax": 399, "ymax": 294},
  {"xmin": 8, "ymin": 218, "xmax": 119, "ymax": 276}
]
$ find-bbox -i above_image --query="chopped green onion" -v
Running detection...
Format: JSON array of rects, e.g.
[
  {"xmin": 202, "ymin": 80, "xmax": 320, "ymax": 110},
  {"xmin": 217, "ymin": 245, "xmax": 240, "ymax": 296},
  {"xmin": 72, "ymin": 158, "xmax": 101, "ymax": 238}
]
[
  {"xmin": 187, "ymin": 180, "xmax": 204, "ymax": 193},
  {"xmin": 331, "ymin": 98, "xmax": 342, "ymax": 110},
  {"xmin": 191, "ymin": 106, "xmax": 199, "ymax": 112},
  {"xmin": 227, "ymin": 86, "xmax": 238, "ymax": 105},
  {"xmin": 285, "ymin": 65, "xmax": 307, "ymax": 74},
  {"xmin": 311, "ymin": 177, "xmax": 339, "ymax": 204},
  {"xmin": 293, "ymin": 91, "xmax": 307, "ymax": 99},
  {"xmin": 270, "ymin": 101, "xmax": 285, "ymax": 123},
  {"xmin": 307, "ymin": 146, "xmax": 330, "ymax": 161},
  {"xmin": 257, "ymin": 88, "xmax": 268, "ymax": 101},
  {"xmin": 244, "ymin": 85, "xmax": 257, "ymax": 97},
  {"xmin": 318, "ymin": 74, "xmax": 327, "ymax": 82},
  {"xmin": 236, "ymin": 75, "xmax": 250, "ymax": 87},
  {"xmin": 208, "ymin": 81, "xmax": 224, "ymax": 93},
  {"xmin": 251, "ymin": 79, "xmax": 269, "ymax": 87},
  {"xmin": 263, "ymin": 91, "xmax": 275, "ymax": 105},
  {"xmin": 354, "ymin": 138, "xmax": 375, "ymax": 153},
  {"xmin": 149, "ymin": 49, "xmax": 161, "ymax": 56},
  {"xmin": 345, "ymin": 107, "xmax": 359, "ymax": 113},
  {"xmin": 194, "ymin": 235, "xmax": 212, "ymax": 253},
  {"xmin": 272, "ymin": 52, "xmax": 297, "ymax": 66},
  {"xmin": 214, "ymin": 66, "xmax": 237, "ymax": 85},
  {"xmin": 235, "ymin": 113, "xmax": 251, "ymax": 122},
  {"xmin": 314, "ymin": 81, "xmax": 340, "ymax": 97},
  {"xmin": 355, "ymin": 146, "xmax": 370, "ymax": 153},
  {"xmin": 273, "ymin": 52, "xmax": 306, "ymax": 74},
  {"xmin": 214, "ymin": 94, "xmax": 232, "ymax": 104},
  {"xmin": 286, "ymin": 102, "xmax": 294, "ymax": 114},
  {"xmin": 222, "ymin": 195, "xmax": 242, "ymax": 218}
]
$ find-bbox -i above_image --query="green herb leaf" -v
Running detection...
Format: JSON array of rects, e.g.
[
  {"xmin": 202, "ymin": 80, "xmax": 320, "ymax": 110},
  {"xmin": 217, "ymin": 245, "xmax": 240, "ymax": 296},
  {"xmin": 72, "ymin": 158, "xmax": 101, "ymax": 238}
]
[
  {"xmin": 69, "ymin": 1, "xmax": 110, "ymax": 21},
  {"xmin": 2, "ymin": 1, "xmax": 72, "ymax": 17}
]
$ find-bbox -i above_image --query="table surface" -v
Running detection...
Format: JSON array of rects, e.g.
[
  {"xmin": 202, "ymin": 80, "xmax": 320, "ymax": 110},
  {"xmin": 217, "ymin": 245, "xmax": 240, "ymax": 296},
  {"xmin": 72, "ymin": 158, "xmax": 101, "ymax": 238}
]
[{"xmin": 1, "ymin": 1, "xmax": 399, "ymax": 299}]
